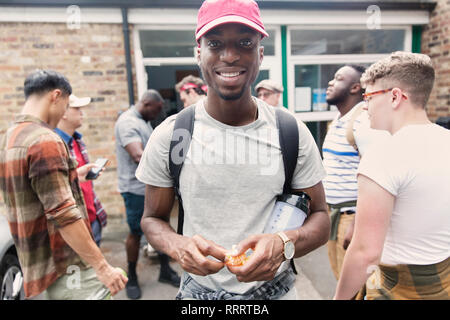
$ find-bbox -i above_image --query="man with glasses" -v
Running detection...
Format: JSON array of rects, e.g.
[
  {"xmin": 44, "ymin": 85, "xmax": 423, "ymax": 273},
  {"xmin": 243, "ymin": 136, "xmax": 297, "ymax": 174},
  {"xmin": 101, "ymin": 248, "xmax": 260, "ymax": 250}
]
[
  {"xmin": 255, "ymin": 79, "xmax": 284, "ymax": 107},
  {"xmin": 323, "ymin": 65, "xmax": 388, "ymax": 281},
  {"xmin": 335, "ymin": 52, "xmax": 450, "ymax": 300}
]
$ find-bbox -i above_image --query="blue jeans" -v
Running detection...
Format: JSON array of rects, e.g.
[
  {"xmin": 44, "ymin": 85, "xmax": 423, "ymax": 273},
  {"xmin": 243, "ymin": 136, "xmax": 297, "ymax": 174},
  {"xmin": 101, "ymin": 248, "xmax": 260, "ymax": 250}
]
[
  {"xmin": 91, "ymin": 218, "xmax": 102, "ymax": 247},
  {"xmin": 176, "ymin": 268, "xmax": 296, "ymax": 300}
]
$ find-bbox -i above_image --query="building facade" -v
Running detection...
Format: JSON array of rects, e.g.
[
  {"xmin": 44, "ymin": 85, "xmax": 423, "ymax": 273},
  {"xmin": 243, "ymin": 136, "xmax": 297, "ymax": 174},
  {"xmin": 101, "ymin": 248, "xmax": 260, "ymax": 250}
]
[{"xmin": 0, "ymin": 0, "xmax": 447, "ymax": 220}]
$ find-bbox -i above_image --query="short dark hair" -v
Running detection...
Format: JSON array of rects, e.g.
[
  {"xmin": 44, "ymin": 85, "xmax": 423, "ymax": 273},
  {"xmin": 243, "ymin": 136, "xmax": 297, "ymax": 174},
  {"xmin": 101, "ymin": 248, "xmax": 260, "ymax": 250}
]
[
  {"xmin": 344, "ymin": 64, "xmax": 366, "ymax": 94},
  {"xmin": 24, "ymin": 70, "xmax": 72, "ymax": 100},
  {"xmin": 140, "ymin": 89, "xmax": 164, "ymax": 103},
  {"xmin": 346, "ymin": 64, "xmax": 366, "ymax": 75}
]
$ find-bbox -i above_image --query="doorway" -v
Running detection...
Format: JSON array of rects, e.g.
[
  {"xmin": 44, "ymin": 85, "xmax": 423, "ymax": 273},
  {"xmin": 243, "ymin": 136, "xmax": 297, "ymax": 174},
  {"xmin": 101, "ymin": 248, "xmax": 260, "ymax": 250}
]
[{"xmin": 146, "ymin": 64, "xmax": 201, "ymax": 127}]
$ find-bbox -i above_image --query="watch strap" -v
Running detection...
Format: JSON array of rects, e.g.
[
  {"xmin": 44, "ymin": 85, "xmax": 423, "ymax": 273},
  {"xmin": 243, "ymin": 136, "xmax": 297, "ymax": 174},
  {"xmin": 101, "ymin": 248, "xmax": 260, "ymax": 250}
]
[{"xmin": 277, "ymin": 231, "xmax": 290, "ymax": 244}]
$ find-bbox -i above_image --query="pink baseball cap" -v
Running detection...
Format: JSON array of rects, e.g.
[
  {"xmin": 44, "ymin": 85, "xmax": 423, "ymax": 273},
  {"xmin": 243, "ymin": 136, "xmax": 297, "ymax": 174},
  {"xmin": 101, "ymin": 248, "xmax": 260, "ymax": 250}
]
[
  {"xmin": 180, "ymin": 83, "xmax": 199, "ymax": 92},
  {"xmin": 195, "ymin": 0, "xmax": 269, "ymax": 44}
]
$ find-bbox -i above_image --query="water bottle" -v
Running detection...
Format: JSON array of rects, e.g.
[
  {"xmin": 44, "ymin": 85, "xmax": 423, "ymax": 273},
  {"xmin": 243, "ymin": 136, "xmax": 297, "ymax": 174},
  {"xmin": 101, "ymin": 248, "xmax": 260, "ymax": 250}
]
[{"xmin": 263, "ymin": 192, "xmax": 311, "ymax": 234}]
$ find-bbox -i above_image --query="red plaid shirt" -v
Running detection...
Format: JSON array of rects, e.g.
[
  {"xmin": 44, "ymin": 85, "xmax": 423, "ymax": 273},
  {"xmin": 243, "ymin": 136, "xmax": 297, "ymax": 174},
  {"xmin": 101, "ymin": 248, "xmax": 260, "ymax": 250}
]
[{"xmin": 54, "ymin": 128, "xmax": 107, "ymax": 227}]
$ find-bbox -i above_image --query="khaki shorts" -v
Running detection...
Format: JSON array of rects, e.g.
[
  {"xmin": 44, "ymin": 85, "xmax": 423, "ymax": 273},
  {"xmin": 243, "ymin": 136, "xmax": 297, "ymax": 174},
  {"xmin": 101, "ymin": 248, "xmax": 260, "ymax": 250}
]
[
  {"xmin": 43, "ymin": 267, "xmax": 111, "ymax": 300},
  {"xmin": 327, "ymin": 211, "xmax": 355, "ymax": 280}
]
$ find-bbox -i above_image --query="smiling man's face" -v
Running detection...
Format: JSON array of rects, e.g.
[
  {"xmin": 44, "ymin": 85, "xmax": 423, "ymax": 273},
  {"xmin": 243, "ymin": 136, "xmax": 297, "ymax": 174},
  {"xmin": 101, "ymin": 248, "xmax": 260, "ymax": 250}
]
[{"xmin": 197, "ymin": 23, "xmax": 264, "ymax": 101}]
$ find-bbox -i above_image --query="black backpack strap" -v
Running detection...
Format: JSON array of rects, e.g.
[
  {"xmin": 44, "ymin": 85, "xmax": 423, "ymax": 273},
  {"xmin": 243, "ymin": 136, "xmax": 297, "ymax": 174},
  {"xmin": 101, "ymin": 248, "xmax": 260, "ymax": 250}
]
[
  {"xmin": 275, "ymin": 108, "xmax": 300, "ymax": 274},
  {"xmin": 169, "ymin": 105, "xmax": 195, "ymax": 235},
  {"xmin": 275, "ymin": 108, "xmax": 299, "ymax": 194}
]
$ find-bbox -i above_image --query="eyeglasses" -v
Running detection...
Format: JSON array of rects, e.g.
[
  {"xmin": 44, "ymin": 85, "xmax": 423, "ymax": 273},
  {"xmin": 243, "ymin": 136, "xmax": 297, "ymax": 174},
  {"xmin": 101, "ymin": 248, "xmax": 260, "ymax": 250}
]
[
  {"xmin": 363, "ymin": 88, "xmax": 408, "ymax": 103},
  {"xmin": 257, "ymin": 92, "xmax": 274, "ymax": 98}
]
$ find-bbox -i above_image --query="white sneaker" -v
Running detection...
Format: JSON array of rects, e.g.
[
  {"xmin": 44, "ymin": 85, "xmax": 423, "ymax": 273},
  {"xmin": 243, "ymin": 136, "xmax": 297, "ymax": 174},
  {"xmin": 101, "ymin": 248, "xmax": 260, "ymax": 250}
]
[{"xmin": 143, "ymin": 243, "xmax": 157, "ymax": 257}]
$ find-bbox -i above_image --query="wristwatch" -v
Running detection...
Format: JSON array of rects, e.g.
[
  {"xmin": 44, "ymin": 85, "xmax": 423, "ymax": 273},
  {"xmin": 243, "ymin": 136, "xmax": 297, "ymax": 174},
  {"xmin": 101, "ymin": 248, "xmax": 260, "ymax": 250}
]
[{"xmin": 277, "ymin": 231, "xmax": 295, "ymax": 260}]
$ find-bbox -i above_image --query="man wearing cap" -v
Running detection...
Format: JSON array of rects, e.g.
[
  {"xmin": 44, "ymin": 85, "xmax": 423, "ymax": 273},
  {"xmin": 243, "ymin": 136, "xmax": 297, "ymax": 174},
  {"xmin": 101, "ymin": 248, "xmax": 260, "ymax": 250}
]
[
  {"xmin": 255, "ymin": 79, "xmax": 284, "ymax": 107},
  {"xmin": 138, "ymin": 0, "xmax": 329, "ymax": 300},
  {"xmin": 55, "ymin": 94, "xmax": 107, "ymax": 246},
  {"xmin": 175, "ymin": 75, "xmax": 207, "ymax": 108}
]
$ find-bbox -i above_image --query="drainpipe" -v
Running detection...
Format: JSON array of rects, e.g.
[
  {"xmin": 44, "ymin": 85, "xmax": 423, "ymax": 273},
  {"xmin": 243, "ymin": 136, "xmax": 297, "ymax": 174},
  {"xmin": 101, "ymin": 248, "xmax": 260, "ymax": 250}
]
[{"xmin": 121, "ymin": 7, "xmax": 134, "ymax": 106}]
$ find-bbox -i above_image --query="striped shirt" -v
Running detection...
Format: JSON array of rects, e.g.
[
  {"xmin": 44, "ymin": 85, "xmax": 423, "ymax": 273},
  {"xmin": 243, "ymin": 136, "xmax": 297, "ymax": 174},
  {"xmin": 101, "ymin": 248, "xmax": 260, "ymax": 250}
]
[
  {"xmin": 322, "ymin": 104, "xmax": 366, "ymax": 210},
  {"xmin": 0, "ymin": 114, "xmax": 91, "ymax": 298}
]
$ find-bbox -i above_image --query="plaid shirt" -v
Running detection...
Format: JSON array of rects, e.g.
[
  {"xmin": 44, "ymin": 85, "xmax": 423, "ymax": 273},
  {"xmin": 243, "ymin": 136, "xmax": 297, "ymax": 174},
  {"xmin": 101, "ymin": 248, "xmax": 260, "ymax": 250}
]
[
  {"xmin": 54, "ymin": 128, "xmax": 107, "ymax": 227},
  {"xmin": 0, "ymin": 115, "xmax": 91, "ymax": 298},
  {"xmin": 176, "ymin": 268, "xmax": 296, "ymax": 300}
]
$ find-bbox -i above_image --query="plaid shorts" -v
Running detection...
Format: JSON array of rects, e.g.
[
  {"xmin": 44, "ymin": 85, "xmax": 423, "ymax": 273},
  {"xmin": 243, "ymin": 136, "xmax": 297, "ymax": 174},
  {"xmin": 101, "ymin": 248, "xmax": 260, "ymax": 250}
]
[
  {"xmin": 176, "ymin": 268, "xmax": 296, "ymax": 300},
  {"xmin": 363, "ymin": 256, "xmax": 450, "ymax": 300}
]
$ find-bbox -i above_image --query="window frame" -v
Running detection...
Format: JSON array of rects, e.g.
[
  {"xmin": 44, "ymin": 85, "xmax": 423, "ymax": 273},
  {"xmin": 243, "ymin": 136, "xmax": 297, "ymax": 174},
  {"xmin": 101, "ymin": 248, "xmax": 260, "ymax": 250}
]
[{"xmin": 287, "ymin": 25, "xmax": 412, "ymax": 120}]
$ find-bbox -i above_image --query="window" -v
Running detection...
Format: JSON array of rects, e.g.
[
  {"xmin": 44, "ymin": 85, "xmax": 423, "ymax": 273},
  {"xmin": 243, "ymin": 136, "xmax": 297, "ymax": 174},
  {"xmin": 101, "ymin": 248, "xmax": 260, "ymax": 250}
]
[
  {"xmin": 139, "ymin": 28, "xmax": 276, "ymax": 58},
  {"xmin": 261, "ymin": 29, "xmax": 276, "ymax": 56},
  {"xmin": 287, "ymin": 26, "xmax": 411, "ymax": 118},
  {"xmin": 294, "ymin": 63, "xmax": 372, "ymax": 113},
  {"xmin": 290, "ymin": 29, "xmax": 406, "ymax": 55},
  {"xmin": 139, "ymin": 30, "xmax": 196, "ymax": 58}
]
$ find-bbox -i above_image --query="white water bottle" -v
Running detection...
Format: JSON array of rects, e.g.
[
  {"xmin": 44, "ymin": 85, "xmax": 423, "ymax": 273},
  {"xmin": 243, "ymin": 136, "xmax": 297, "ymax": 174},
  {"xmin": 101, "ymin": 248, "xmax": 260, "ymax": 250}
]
[{"xmin": 263, "ymin": 192, "xmax": 311, "ymax": 233}]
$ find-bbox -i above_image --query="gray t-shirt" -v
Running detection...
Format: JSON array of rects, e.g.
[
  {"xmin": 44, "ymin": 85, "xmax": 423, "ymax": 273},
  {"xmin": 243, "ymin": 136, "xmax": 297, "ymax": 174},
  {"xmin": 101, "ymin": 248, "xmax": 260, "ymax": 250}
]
[
  {"xmin": 136, "ymin": 99, "xmax": 326, "ymax": 294},
  {"xmin": 115, "ymin": 105, "xmax": 153, "ymax": 195}
]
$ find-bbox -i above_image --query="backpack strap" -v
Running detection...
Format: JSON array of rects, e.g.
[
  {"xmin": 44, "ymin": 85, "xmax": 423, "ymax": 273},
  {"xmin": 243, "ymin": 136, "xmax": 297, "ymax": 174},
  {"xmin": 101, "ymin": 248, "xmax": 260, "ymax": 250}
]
[
  {"xmin": 169, "ymin": 105, "xmax": 195, "ymax": 234},
  {"xmin": 275, "ymin": 108, "xmax": 300, "ymax": 274},
  {"xmin": 345, "ymin": 102, "xmax": 365, "ymax": 156},
  {"xmin": 275, "ymin": 108, "xmax": 299, "ymax": 194}
]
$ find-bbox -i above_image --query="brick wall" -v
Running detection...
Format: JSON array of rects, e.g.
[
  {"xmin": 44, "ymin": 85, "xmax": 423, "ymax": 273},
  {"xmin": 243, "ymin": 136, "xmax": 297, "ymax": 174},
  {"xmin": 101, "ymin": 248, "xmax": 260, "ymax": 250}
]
[
  {"xmin": 0, "ymin": 22, "xmax": 137, "ymax": 221},
  {"xmin": 421, "ymin": 0, "xmax": 450, "ymax": 121}
]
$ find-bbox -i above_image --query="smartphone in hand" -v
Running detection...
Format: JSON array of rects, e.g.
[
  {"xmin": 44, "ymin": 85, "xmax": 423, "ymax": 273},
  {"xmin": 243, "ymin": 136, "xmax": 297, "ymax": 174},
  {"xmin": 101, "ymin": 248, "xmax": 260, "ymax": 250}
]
[{"xmin": 86, "ymin": 158, "xmax": 109, "ymax": 180}]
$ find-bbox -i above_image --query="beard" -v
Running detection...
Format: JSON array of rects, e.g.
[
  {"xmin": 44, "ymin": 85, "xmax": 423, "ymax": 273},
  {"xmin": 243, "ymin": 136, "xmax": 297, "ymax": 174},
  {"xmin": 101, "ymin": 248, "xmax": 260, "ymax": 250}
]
[
  {"xmin": 216, "ymin": 86, "xmax": 247, "ymax": 101},
  {"xmin": 326, "ymin": 93, "xmax": 344, "ymax": 106}
]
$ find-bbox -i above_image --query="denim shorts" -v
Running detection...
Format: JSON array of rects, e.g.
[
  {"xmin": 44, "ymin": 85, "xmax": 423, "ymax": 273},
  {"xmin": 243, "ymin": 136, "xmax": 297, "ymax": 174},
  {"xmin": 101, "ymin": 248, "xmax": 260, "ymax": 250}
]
[
  {"xmin": 121, "ymin": 192, "xmax": 145, "ymax": 236},
  {"xmin": 91, "ymin": 218, "xmax": 102, "ymax": 246},
  {"xmin": 176, "ymin": 268, "xmax": 296, "ymax": 300}
]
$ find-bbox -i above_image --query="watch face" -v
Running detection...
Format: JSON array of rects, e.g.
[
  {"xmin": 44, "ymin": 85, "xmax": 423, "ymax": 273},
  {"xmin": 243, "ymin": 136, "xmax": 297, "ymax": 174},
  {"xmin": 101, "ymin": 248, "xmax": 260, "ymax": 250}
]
[{"xmin": 284, "ymin": 241, "xmax": 295, "ymax": 260}]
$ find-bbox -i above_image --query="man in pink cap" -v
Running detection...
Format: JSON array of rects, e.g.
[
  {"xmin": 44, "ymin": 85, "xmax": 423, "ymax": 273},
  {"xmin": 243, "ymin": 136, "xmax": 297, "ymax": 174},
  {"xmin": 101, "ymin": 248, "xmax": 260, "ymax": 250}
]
[{"xmin": 138, "ymin": 0, "xmax": 329, "ymax": 300}]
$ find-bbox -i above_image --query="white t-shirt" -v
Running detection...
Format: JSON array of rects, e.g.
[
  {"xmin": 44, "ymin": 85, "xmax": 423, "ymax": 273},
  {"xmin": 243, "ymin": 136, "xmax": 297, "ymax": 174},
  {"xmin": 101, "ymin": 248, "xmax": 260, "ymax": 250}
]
[
  {"xmin": 358, "ymin": 124, "xmax": 450, "ymax": 265},
  {"xmin": 322, "ymin": 103, "xmax": 389, "ymax": 210},
  {"xmin": 136, "ymin": 98, "xmax": 326, "ymax": 294}
]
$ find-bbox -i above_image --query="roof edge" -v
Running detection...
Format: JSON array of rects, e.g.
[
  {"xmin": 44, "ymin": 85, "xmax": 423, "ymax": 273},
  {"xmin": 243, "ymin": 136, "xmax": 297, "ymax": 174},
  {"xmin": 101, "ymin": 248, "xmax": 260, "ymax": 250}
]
[{"xmin": 0, "ymin": 1, "xmax": 438, "ymax": 11}]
